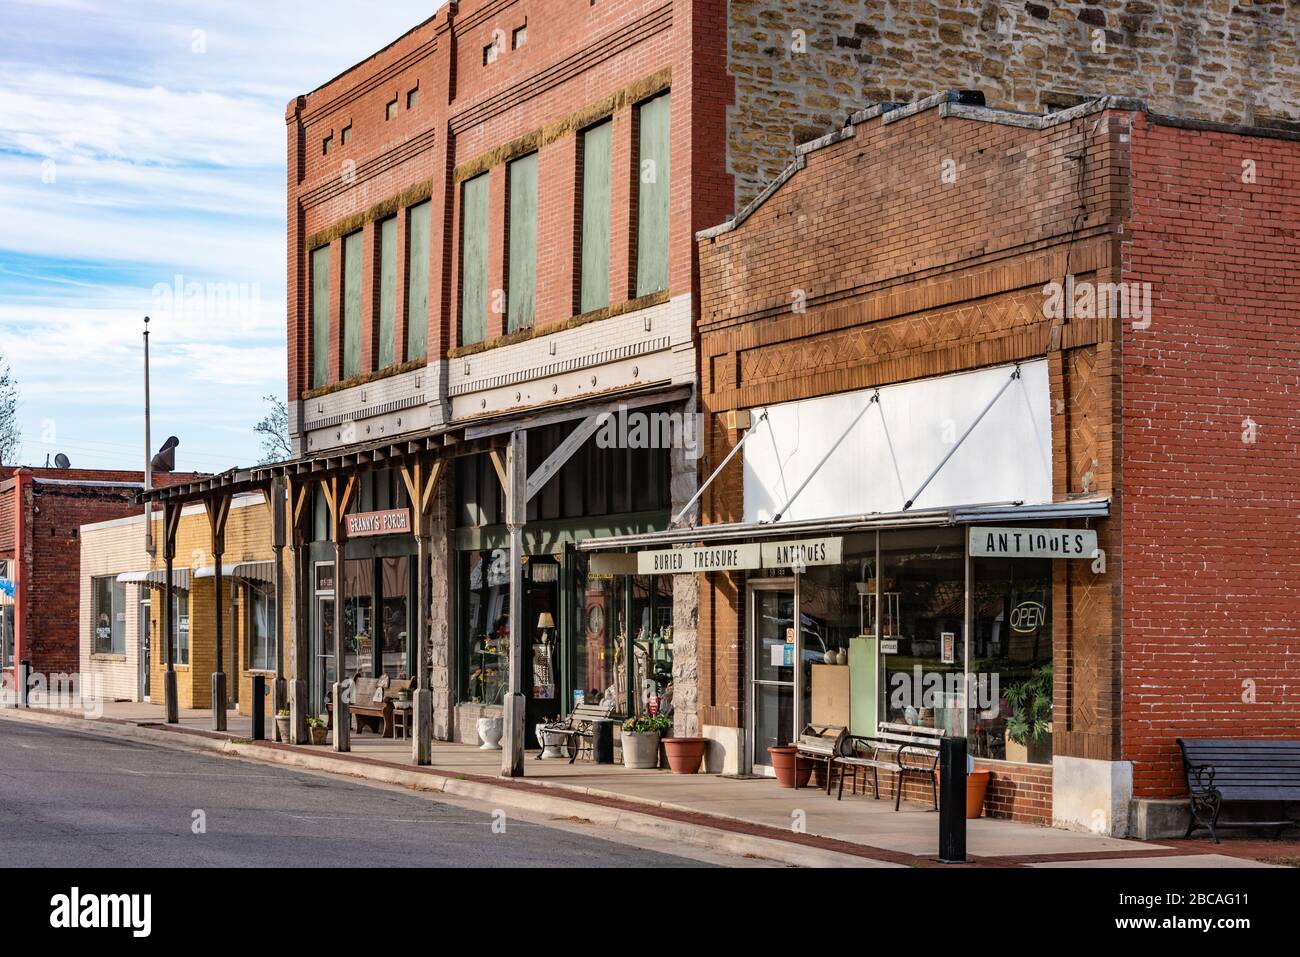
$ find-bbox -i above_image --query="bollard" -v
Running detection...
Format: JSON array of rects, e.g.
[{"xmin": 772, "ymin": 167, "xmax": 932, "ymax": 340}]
[
  {"xmin": 591, "ymin": 719, "xmax": 614, "ymax": 764},
  {"xmin": 251, "ymin": 674, "xmax": 265, "ymax": 741},
  {"xmin": 938, "ymin": 735, "xmax": 967, "ymax": 863},
  {"xmin": 18, "ymin": 660, "xmax": 31, "ymax": 708}
]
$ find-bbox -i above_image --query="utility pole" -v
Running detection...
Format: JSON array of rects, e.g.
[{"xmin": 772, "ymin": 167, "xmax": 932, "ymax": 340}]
[{"xmin": 143, "ymin": 316, "xmax": 155, "ymax": 556}]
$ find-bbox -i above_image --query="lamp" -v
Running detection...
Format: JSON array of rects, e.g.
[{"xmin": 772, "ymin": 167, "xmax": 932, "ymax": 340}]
[{"xmin": 537, "ymin": 612, "xmax": 555, "ymax": 645}]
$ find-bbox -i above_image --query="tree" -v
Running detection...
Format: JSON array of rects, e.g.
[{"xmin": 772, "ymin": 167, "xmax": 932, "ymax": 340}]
[
  {"xmin": 0, "ymin": 357, "xmax": 18, "ymax": 466},
  {"xmin": 254, "ymin": 394, "xmax": 291, "ymax": 465}
]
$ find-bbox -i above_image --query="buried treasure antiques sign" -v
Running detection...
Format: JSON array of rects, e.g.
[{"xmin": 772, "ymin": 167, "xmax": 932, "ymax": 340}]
[{"xmin": 969, "ymin": 526, "xmax": 1097, "ymax": 559}]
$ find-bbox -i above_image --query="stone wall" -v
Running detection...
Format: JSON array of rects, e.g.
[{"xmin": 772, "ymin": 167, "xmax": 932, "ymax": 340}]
[{"xmin": 728, "ymin": 0, "xmax": 1300, "ymax": 207}]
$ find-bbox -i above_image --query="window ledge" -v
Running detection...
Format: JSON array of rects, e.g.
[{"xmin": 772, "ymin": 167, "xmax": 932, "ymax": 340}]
[
  {"xmin": 90, "ymin": 654, "xmax": 127, "ymax": 662},
  {"xmin": 449, "ymin": 289, "xmax": 670, "ymax": 359},
  {"xmin": 300, "ymin": 358, "xmax": 426, "ymax": 401}
]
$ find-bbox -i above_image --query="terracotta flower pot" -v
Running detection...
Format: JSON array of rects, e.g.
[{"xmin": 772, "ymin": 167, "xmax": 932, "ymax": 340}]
[
  {"xmin": 663, "ymin": 737, "xmax": 707, "ymax": 774},
  {"xmin": 769, "ymin": 746, "xmax": 813, "ymax": 788},
  {"xmin": 966, "ymin": 769, "xmax": 992, "ymax": 819}
]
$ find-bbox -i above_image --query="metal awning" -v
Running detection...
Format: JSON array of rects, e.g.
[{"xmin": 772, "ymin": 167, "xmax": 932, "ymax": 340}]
[
  {"xmin": 576, "ymin": 498, "xmax": 1110, "ymax": 551},
  {"xmin": 117, "ymin": 568, "xmax": 192, "ymax": 590},
  {"xmin": 193, "ymin": 561, "xmax": 276, "ymax": 584}
]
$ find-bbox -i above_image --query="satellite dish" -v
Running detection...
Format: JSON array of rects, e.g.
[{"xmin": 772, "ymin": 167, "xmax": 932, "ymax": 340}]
[
  {"xmin": 151, "ymin": 436, "xmax": 179, "ymax": 473},
  {"xmin": 53, "ymin": 453, "xmax": 71, "ymax": 469}
]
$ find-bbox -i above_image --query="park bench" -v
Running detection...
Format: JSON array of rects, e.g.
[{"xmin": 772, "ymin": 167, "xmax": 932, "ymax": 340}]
[
  {"xmin": 538, "ymin": 699, "xmax": 618, "ymax": 763},
  {"xmin": 836, "ymin": 722, "xmax": 946, "ymax": 810},
  {"xmin": 794, "ymin": 723, "xmax": 850, "ymax": 794},
  {"xmin": 327, "ymin": 675, "xmax": 412, "ymax": 738},
  {"xmin": 1178, "ymin": 738, "xmax": 1300, "ymax": 843}
]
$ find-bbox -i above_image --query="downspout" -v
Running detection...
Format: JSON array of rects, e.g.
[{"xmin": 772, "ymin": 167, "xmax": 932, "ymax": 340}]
[{"xmin": 13, "ymin": 470, "xmax": 29, "ymax": 685}]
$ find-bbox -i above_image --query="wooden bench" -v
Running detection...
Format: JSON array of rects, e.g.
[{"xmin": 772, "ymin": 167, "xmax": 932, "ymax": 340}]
[
  {"xmin": 794, "ymin": 724, "xmax": 850, "ymax": 794},
  {"xmin": 835, "ymin": 722, "xmax": 946, "ymax": 810},
  {"xmin": 538, "ymin": 700, "xmax": 617, "ymax": 763},
  {"xmin": 1178, "ymin": 738, "xmax": 1300, "ymax": 843},
  {"xmin": 327, "ymin": 675, "xmax": 412, "ymax": 738}
]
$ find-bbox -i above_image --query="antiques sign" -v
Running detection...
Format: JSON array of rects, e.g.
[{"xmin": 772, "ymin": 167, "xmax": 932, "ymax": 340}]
[
  {"xmin": 347, "ymin": 508, "xmax": 411, "ymax": 538},
  {"xmin": 760, "ymin": 537, "xmax": 843, "ymax": 570},
  {"xmin": 637, "ymin": 543, "xmax": 761, "ymax": 575},
  {"xmin": 969, "ymin": 526, "xmax": 1097, "ymax": 559}
]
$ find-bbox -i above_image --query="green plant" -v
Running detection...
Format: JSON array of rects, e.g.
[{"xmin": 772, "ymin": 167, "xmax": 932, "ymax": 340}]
[
  {"xmin": 1004, "ymin": 664, "xmax": 1053, "ymax": 746},
  {"xmin": 623, "ymin": 714, "xmax": 670, "ymax": 735},
  {"xmin": 305, "ymin": 716, "xmax": 325, "ymax": 729},
  {"xmin": 276, "ymin": 708, "xmax": 290, "ymax": 717}
]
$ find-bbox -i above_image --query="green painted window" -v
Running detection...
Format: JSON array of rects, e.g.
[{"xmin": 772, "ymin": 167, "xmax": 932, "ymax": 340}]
[
  {"xmin": 310, "ymin": 245, "xmax": 330, "ymax": 388},
  {"xmin": 342, "ymin": 230, "xmax": 363, "ymax": 379},
  {"xmin": 406, "ymin": 201, "xmax": 430, "ymax": 361},
  {"xmin": 636, "ymin": 92, "xmax": 671, "ymax": 298},
  {"xmin": 507, "ymin": 152, "xmax": 537, "ymax": 333},
  {"xmin": 459, "ymin": 175, "xmax": 489, "ymax": 346},
  {"xmin": 580, "ymin": 121, "xmax": 612, "ymax": 314},
  {"xmin": 377, "ymin": 217, "xmax": 398, "ymax": 369}
]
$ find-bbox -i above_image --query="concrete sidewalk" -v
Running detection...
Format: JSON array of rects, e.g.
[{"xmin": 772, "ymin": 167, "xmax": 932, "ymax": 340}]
[{"xmin": 0, "ymin": 701, "xmax": 1283, "ymax": 869}]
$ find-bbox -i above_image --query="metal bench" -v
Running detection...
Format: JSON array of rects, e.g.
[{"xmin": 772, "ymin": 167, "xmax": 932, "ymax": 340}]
[
  {"xmin": 537, "ymin": 700, "xmax": 617, "ymax": 763},
  {"xmin": 1178, "ymin": 738, "xmax": 1300, "ymax": 843},
  {"xmin": 794, "ymin": 723, "xmax": 850, "ymax": 794},
  {"xmin": 836, "ymin": 722, "xmax": 946, "ymax": 810}
]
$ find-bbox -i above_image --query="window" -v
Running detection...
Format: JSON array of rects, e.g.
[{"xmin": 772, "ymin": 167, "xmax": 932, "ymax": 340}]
[
  {"xmin": 406, "ymin": 201, "xmax": 431, "ymax": 360},
  {"xmin": 310, "ymin": 245, "xmax": 330, "ymax": 388},
  {"xmin": 512, "ymin": 24, "xmax": 528, "ymax": 49},
  {"xmin": 170, "ymin": 591, "xmax": 189, "ymax": 667},
  {"xmin": 0, "ymin": 560, "xmax": 12, "ymax": 668},
  {"xmin": 579, "ymin": 120, "xmax": 612, "ymax": 313},
  {"xmin": 385, "ymin": 98, "xmax": 398, "ymax": 121},
  {"xmin": 507, "ymin": 152, "xmax": 537, "ymax": 333},
  {"xmin": 342, "ymin": 230, "xmax": 363, "ymax": 379},
  {"xmin": 246, "ymin": 582, "xmax": 276, "ymax": 672},
  {"xmin": 377, "ymin": 217, "xmax": 398, "ymax": 368},
  {"xmin": 341, "ymin": 125, "xmax": 352, "ymax": 145},
  {"xmin": 459, "ymin": 549, "xmax": 511, "ymax": 705},
  {"xmin": 459, "ymin": 174, "xmax": 489, "ymax": 346},
  {"xmin": 407, "ymin": 87, "xmax": 420, "ymax": 110},
  {"xmin": 483, "ymin": 38, "xmax": 500, "ymax": 65},
  {"xmin": 322, "ymin": 135, "xmax": 333, "ymax": 155},
  {"xmin": 635, "ymin": 92, "xmax": 671, "ymax": 297},
  {"xmin": 92, "ymin": 576, "xmax": 126, "ymax": 655}
]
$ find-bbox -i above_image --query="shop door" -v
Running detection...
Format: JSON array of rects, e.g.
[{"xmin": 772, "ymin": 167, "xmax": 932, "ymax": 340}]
[
  {"xmin": 314, "ymin": 596, "xmax": 334, "ymax": 715},
  {"xmin": 138, "ymin": 599, "xmax": 151, "ymax": 701},
  {"xmin": 748, "ymin": 581, "xmax": 798, "ymax": 774}
]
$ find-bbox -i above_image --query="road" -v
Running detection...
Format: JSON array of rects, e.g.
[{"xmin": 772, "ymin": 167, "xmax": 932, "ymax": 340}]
[{"xmin": 0, "ymin": 721, "xmax": 716, "ymax": 867}]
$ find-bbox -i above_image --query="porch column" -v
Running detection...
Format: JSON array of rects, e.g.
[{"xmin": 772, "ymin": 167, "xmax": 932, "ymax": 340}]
[
  {"xmin": 270, "ymin": 477, "xmax": 287, "ymax": 741},
  {"xmin": 205, "ymin": 494, "xmax": 231, "ymax": 732},
  {"xmin": 502, "ymin": 430, "xmax": 527, "ymax": 777},
  {"xmin": 287, "ymin": 476, "xmax": 309, "ymax": 744},
  {"xmin": 322, "ymin": 475, "xmax": 356, "ymax": 752},
  {"xmin": 401, "ymin": 458, "xmax": 445, "ymax": 766},
  {"xmin": 163, "ymin": 500, "xmax": 180, "ymax": 724}
]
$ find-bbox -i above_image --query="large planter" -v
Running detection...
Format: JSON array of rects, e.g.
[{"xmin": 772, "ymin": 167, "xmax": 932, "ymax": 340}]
[
  {"xmin": 966, "ymin": 769, "xmax": 992, "ymax": 819},
  {"xmin": 663, "ymin": 737, "xmax": 707, "ymax": 775},
  {"xmin": 275, "ymin": 715, "xmax": 291, "ymax": 743},
  {"xmin": 307, "ymin": 725, "xmax": 328, "ymax": 746},
  {"xmin": 769, "ymin": 746, "xmax": 814, "ymax": 788},
  {"xmin": 535, "ymin": 723, "xmax": 567, "ymax": 760},
  {"xmin": 622, "ymin": 731, "xmax": 661, "ymax": 769},
  {"xmin": 476, "ymin": 716, "xmax": 503, "ymax": 750}
]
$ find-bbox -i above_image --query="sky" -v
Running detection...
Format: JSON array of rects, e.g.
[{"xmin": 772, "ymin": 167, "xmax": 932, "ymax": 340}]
[{"xmin": 0, "ymin": 0, "xmax": 441, "ymax": 472}]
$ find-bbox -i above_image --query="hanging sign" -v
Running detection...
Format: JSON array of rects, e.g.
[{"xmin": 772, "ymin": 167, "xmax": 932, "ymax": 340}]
[
  {"xmin": 760, "ymin": 537, "xmax": 843, "ymax": 570},
  {"xmin": 346, "ymin": 508, "xmax": 411, "ymax": 538},
  {"xmin": 969, "ymin": 526, "xmax": 1097, "ymax": 559},
  {"xmin": 637, "ymin": 543, "xmax": 761, "ymax": 575}
]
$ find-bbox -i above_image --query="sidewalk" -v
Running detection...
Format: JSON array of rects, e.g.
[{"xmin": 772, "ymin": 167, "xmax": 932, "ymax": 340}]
[{"xmin": 2, "ymin": 701, "xmax": 1286, "ymax": 869}]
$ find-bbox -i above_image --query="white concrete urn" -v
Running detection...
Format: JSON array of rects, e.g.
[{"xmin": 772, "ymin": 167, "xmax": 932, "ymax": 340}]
[
  {"xmin": 476, "ymin": 716, "xmax": 503, "ymax": 750},
  {"xmin": 535, "ymin": 723, "xmax": 567, "ymax": 759}
]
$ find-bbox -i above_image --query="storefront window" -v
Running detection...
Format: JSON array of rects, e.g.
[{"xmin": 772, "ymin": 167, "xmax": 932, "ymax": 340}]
[
  {"xmin": 380, "ymin": 557, "xmax": 409, "ymax": 678},
  {"xmin": 91, "ymin": 576, "xmax": 127, "ymax": 655},
  {"xmin": 0, "ymin": 560, "xmax": 12, "ymax": 667},
  {"xmin": 342, "ymin": 559, "xmax": 373, "ymax": 678},
  {"xmin": 170, "ymin": 591, "xmax": 190, "ymax": 666},
  {"xmin": 628, "ymin": 575, "xmax": 672, "ymax": 718},
  {"xmin": 461, "ymin": 549, "xmax": 511, "ymax": 705},
  {"xmin": 574, "ymin": 561, "xmax": 618, "ymax": 709},
  {"xmin": 245, "ymin": 582, "xmax": 276, "ymax": 672}
]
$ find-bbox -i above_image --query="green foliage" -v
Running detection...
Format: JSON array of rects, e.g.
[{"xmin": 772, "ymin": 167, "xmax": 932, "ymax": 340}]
[
  {"xmin": 623, "ymin": 714, "xmax": 670, "ymax": 735},
  {"xmin": 1004, "ymin": 663, "xmax": 1053, "ymax": 745}
]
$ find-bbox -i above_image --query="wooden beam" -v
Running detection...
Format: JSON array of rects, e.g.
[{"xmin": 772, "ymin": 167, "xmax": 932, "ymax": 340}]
[
  {"xmin": 422, "ymin": 459, "xmax": 445, "ymax": 515},
  {"xmin": 525, "ymin": 413, "xmax": 603, "ymax": 503},
  {"xmin": 488, "ymin": 448, "xmax": 509, "ymax": 494}
]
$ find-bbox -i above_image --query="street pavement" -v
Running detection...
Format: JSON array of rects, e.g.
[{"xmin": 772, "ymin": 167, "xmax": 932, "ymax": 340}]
[{"xmin": 0, "ymin": 721, "xmax": 713, "ymax": 867}]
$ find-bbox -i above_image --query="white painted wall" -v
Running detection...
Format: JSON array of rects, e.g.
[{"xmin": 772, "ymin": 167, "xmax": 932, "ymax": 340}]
[{"xmin": 743, "ymin": 360, "xmax": 1052, "ymax": 522}]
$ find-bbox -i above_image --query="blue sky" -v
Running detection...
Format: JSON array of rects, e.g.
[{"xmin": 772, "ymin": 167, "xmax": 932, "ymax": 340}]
[{"xmin": 0, "ymin": 0, "xmax": 440, "ymax": 472}]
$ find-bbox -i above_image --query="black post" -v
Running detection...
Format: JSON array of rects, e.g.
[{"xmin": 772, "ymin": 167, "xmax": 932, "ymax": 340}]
[
  {"xmin": 18, "ymin": 659, "xmax": 30, "ymax": 708},
  {"xmin": 938, "ymin": 735, "xmax": 967, "ymax": 863},
  {"xmin": 251, "ymin": 673, "xmax": 266, "ymax": 740},
  {"xmin": 592, "ymin": 718, "xmax": 614, "ymax": 764}
]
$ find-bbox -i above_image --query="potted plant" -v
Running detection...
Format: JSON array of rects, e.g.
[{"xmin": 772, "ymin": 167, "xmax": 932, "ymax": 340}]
[
  {"xmin": 306, "ymin": 715, "xmax": 328, "ymax": 746},
  {"xmin": 662, "ymin": 733, "xmax": 708, "ymax": 774},
  {"xmin": 621, "ymin": 713, "xmax": 670, "ymax": 769},
  {"xmin": 768, "ymin": 744, "xmax": 814, "ymax": 788},
  {"xmin": 275, "ymin": 708, "xmax": 291, "ymax": 743},
  {"xmin": 1004, "ymin": 664, "xmax": 1053, "ymax": 764}
]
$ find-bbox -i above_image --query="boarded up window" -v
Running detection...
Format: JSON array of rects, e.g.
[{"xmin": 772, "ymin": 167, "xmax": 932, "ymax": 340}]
[
  {"xmin": 342, "ymin": 230, "xmax": 363, "ymax": 379},
  {"xmin": 406, "ymin": 201, "xmax": 430, "ymax": 361},
  {"xmin": 377, "ymin": 217, "xmax": 398, "ymax": 369},
  {"xmin": 580, "ymin": 120, "xmax": 612, "ymax": 314},
  {"xmin": 310, "ymin": 245, "xmax": 330, "ymax": 388},
  {"xmin": 636, "ymin": 92, "xmax": 671, "ymax": 298},
  {"xmin": 507, "ymin": 152, "xmax": 537, "ymax": 333},
  {"xmin": 459, "ymin": 175, "xmax": 489, "ymax": 346}
]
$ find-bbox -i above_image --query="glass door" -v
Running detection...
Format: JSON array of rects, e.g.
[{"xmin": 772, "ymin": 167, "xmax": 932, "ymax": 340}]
[
  {"xmin": 138, "ymin": 599, "xmax": 151, "ymax": 701},
  {"xmin": 748, "ymin": 581, "xmax": 798, "ymax": 774}
]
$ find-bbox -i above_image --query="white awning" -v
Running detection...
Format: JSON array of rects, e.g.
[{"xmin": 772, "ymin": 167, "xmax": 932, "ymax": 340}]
[
  {"xmin": 117, "ymin": 568, "xmax": 192, "ymax": 590},
  {"xmin": 193, "ymin": 561, "xmax": 276, "ymax": 584}
]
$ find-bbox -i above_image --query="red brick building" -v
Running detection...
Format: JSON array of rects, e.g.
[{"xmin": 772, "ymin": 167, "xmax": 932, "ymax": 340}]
[{"xmin": 0, "ymin": 468, "xmax": 202, "ymax": 686}]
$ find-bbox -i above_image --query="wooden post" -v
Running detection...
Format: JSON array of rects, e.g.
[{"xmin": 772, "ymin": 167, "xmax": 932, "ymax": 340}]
[
  {"xmin": 163, "ymin": 500, "xmax": 181, "ymax": 724},
  {"xmin": 270, "ymin": 477, "xmax": 287, "ymax": 742},
  {"xmin": 205, "ymin": 494, "xmax": 231, "ymax": 732},
  {"xmin": 322, "ymin": 475, "xmax": 356, "ymax": 752},
  {"xmin": 502, "ymin": 431, "xmax": 527, "ymax": 777},
  {"xmin": 287, "ymin": 475, "xmax": 309, "ymax": 745},
  {"xmin": 401, "ymin": 458, "xmax": 444, "ymax": 766}
]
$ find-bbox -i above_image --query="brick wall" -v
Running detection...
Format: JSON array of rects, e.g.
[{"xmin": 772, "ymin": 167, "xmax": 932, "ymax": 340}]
[
  {"xmin": 727, "ymin": 0, "xmax": 1300, "ymax": 208},
  {"xmin": 1120, "ymin": 114, "xmax": 1300, "ymax": 799}
]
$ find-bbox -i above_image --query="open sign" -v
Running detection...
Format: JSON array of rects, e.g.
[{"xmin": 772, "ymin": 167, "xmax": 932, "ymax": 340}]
[{"xmin": 1010, "ymin": 601, "xmax": 1046, "ymax": 634}]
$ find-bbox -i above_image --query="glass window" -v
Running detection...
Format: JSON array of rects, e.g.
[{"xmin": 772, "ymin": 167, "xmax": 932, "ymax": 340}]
[
  {"xmin": 579, "ymin": 120, "xmax": 612, "ymax": 313},
  {"xmin": 92, "ymin": 576, "xmax": 126, "ymax": 655},
  {"xmin": 171, "ymin": 591, "xmax": 190, "ymax": 667},
  {"xmin": 406, "ymin": 200, "xmax": 431, "ymax": 361},
  {"xmin": 406, "ymin": 87, "xmax": 420, "ymax": 110},
  {"xmin": 507, "ymin": 153, "xmax": 537, "ymax": 333},
  {"xmin": 459, "ymin": 175, "xmax": 489, "ymax": 346},
  {"xmin": 512, "ymin": 24, "xmax": 527, "ymax": 49},
  {"xmin": 635, "ymin": 92, "xmax": 671, "ymax": 297},
  {"xmin": 461, "ymin": 549, "xmax": 511, "ymax": 705},
  {"xmin": 628, "ymin": 575, "xmax": 673, "ymax": 719},
  {"xmin": 246, "ymin": 582, "xmax": 276, "ymax": 672},
  {"xmin": 377, "ymin": 216, "xmax": 398, "ymax": 369},
  {"xmin": 0, "ymin": 559, "xmax": 12, "ymax": 668},
  {"xmin": 310, "ymin": 245, "xmax": 330, "ymax": 388},
  {"xmin": 380, "ymin": 557, "xmax": 409, "ymax": 679},
  {"xmin": 342, "ymin": 230, "xmax": 363, "ymax": 379},
  {"xmin": 342, "ymin": 559, "xmax": 374, "ymax": 678}
]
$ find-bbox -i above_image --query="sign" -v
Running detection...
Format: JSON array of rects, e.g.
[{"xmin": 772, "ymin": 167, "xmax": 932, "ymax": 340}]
[
  {"xmin": 880, "ymin": 639, "xmax": 899, "ymax": 654},
  {"xmin": 1010, "ymin": 601, "xmax": 1047, "ymax": 634},
  {"xmin": 941, "ymin": 631, "xmax": 956, "ymax": 665},
  {"xmin": 969, "ymin": 526, "xmax": 1097, "ymax": 559},
  {"xmin": 770, "ymin": 643, "xmax": 795, "ymax": 667},
  {"xmin": 760, "ymin": 537, "xmax": 843, "ymax": 570},
  {"xmin": 637, "ymin": 543, "xmax": 761, "ymax": 575},
  {"xmin": 346, "ymin": 508, "xmax": 411, "ymax": 538}
]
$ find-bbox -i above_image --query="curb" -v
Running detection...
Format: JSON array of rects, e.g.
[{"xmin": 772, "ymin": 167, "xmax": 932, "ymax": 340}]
[{"xmin": 0, "ymin": 708, "xmax": 907, "ymax": 868}]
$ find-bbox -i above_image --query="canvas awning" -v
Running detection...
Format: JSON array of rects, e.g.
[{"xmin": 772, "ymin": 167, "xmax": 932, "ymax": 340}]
[
  {"xmin": 193, "ymin": 561, "xmax": 276, "ymax": 584},
  {"xmin": 117, "ymin": 568, "xmax": 192, "ymax": 590}
]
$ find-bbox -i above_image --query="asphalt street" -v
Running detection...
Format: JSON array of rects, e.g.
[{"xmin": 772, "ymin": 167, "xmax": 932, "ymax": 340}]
[{"xmin": 0, "ymin": 721, "xmax": 712, "ymax": 867}]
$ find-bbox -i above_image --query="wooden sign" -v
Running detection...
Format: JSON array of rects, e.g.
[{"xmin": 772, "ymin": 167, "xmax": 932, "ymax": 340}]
[
  {"xmin": 346, "ymin": 508, "xmax": 411, "ymax": 538},
  {"xmin": 969, "ymin": 526, "xmax": 1097, "ymax": 559},
  {"xmin": 637, "ymin": 543, "xmax": 761, "ymax": 575},
  {"xmin": 760, "ymin": 537, "xmax": 842, "ymax": 570}
]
